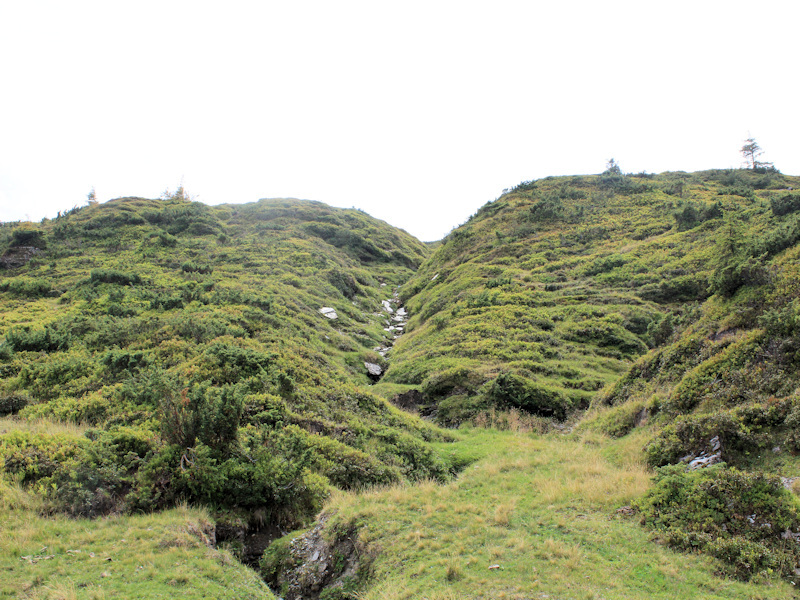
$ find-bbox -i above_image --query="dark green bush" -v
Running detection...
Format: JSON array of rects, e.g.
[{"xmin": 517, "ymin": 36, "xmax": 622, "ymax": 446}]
[
  {"xmin": 637, "ymin": 464, "xmax": 800, "ymax": 580},
  {"xmin": 100, "ymin": 349, "xmax": 149, "ymax": 374},
  {"xmin": 6, "ymin": 324, "xmax": 69, "ymax": 352},
  {"xmin": 0, "ymin": 393, "xmax": 30, "ymax": 415},
  {"xmin": 644, "ymin": 411, "xmax": 755, "ymax": 468},
  {"xmin": 327, "ymin": 269, "xmax": 362, "ymax": 299},
  {"xmin": 0, "ymin": 278, "xmax": 52, "ymax": 298},
  {"xmin": 181, "ymin": 261, "xmax": 212, "ymax": 274},
  {"xmin": 711, "ymin": 255, "xmax": 770, "ymax": 297},
  {"xmin": 770, "ymin": 193, "xmax": 800, "ymax": 217},
  {"xmin": 90, "ymin": 269, "xmax": 141, "ymax": 286},
  {"xmin": 674, "ymin": 202, "xmax": 723, "ymax": 231},
  {"xmin": 10, "ymin": 228, "xmax": 46, "ymax": 247},
  {"xmin": 528, "ymin": 196, "xmax": 565, "ymax": 222},
  {"xmin": 159, "ymin": 383, "xmax": 245, "ymax": 454},
  {"xmin": 486, "ymin": 371, "xmax": 569, "ymax": 419}
]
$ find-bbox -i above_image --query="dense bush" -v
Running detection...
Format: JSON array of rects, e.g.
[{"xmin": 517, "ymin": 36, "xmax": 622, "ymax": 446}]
[
  {"xmin": 0, "ymin": 278, "xmax": 52, "ymax": 298},
  {"xmin": 637, "ymin": 464, "xmax": 800, "ymax": 580},
  {"xmin": 159, "ymin": 383, "xmax": 245, "ymax": 454},
  {"xmin": 9, "ymin": 227, "xmax": 46, "ymax": 247},
  {"xmin": 711, "ymin": 255, "xmax": 770, "ymax": 297},
  {"xmin": 486, "ymin": 371, "xmax": 569, "ymax": 419},
  {"xmin": 0, "ymin": 393, "xmax": 30, "ymax": 416},
  {"xmin": 181, "ymin": 261, "xmax": 213, "ymax": 274},
  {"xmin": 644, "ymin": 411, "xmax": 749, "ymax": 467},
  {"xmin": 6, "ymin": 325, "xmax": 69, "ymax": 352},
  {"xmin": 90, "ymin": 269, "xmax": 141, "ymax": 286},
  {"xmin": 674, "ymin": 201, "xmax": 722, "ymax": 230},
  {"xmin": 770, "ymin": 193, "xmax": 800, "ymax": 217},
  {"xmin": 0, "ymin": 431, "xmax": 87, "ymax": 484}
]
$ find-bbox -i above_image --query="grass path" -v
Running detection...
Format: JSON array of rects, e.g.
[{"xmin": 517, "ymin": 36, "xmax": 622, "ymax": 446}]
[{"xmin": 326, "ymin": 428, "xmax": 797, "ymax": 599}]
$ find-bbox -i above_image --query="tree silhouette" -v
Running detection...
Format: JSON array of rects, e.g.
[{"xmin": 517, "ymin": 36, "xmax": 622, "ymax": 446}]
[{"xmin": 741, "ymin": 137, "xmax": 772, "ymax": 170}]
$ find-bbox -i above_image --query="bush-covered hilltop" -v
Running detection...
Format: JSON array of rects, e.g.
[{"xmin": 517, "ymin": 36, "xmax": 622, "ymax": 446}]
[
  {"xmin": 0, "ymin": 196, "xmax": 450, "ymax": 535},
  {"xmin": 387, "ymin": 167, "xmax": 800, "ymax": 425}
]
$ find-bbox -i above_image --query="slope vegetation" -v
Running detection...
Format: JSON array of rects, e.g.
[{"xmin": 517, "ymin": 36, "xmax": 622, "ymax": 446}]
[
  {"xmin": 0, "ymin": 195, "xmax": 451, "ymax": 564},
  {"xmin": 385, "ymin": 167, "xmax": 800, "ymax": 425}
]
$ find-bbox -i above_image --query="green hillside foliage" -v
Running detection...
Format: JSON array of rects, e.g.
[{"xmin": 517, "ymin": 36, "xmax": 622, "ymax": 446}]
[
  {"xmin": 386, "ymin": 168, "xmax": 800, "ymax": 426},
  {"xmin": 0, "ymin": 196, "xmax": 448, "ymax": 536},
  {"xmin": 6, "ymin": 166, "xmax": 800, "ymax": 595}
]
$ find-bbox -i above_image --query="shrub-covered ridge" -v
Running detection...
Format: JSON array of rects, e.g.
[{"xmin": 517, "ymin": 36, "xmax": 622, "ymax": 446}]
[{"xmin": 0, "ymin": 196, "xmax": 444, "ymax": 533}]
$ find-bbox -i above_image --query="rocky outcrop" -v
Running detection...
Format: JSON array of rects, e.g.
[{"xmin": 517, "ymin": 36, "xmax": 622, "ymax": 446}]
[
  {"xmin": 262, "ymin": 513, "xmax": 370, "ymax": 600},
  {"xmin": 0, "ymin": 246, "xmax": 41, "ymax": 269},
  {"xmin": 364, "ymin": 362, "xmax": 383, "ymax": 381},
  {"xmin": 684, "ymin": 436, "xmax": 722, "ymax": 471}
]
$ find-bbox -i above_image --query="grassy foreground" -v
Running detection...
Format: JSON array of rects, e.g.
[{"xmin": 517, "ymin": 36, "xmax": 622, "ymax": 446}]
[
  {"xmin": 321, "ymin": 426, "xmax": 797, "ymax": 599},
  {"xmin": 0, "ymin": 483, "xmax": 274, "ymax": 600}
]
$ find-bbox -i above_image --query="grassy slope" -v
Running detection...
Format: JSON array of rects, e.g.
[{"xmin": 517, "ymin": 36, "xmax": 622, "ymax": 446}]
[
  {"xmin": 290, "ymin": 427, "xmax": 797, "ymax": 599},
  {"xmin": 0, "ymin": 196, "xmax": 448, "ymax": 596},
  {"xmin": 5, "ymin": 168, "xmax": 800, "ymax": 598},
  {"xmin": 268, "ymin": 168, "xmax": 800, "ymax": 597},
  {"xmin": 384, "ymin": 168, "xmax": 800, "ymax": 424},
  {"xmin": 1, "ymin": 480, "xmax": 274, "ymax": 600}
]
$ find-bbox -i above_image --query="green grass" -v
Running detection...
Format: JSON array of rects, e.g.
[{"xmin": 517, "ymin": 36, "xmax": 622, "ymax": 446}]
[
  {"xmin": 316, "ymin": 426, "xmax": 796, "ymax": 599},
  {"xmin": 0, "ymin": 481, "xmax": 274, "ymax": 599}
]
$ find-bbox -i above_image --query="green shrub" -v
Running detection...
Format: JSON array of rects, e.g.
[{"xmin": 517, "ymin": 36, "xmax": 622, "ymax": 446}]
[
  {"xmin": 159, "ymin": 383, "xmax": 245, "ymax": 454},
  {"xmin": 5, "ymin": 325, "xmax": 68, "ymax": 352},
  {"xmin": 181, "ymin": 261, "xmax": 212, "ymax": 274},
  {"xmin": 327, "ymin": 269, "xmax": 362, "ymax": 299},
  {"xmin": 770, "ymin": 193, "xmax": 800, "ymax": 217},
  {"xmin": 637, "ymin": 464, "xmax": 800, "ymax": 580},
  {"xmin": 644, "ymin": 411, "xmax": 754, "ymax": 468},
  {"xmin": 486, "ymin": 371, "xmax": 569, "ymax": 419},
  {"xmin": 711, "ymin": 255, "xmax": 770, "ymax": 297},
  {"xmin": 90, "ymin": 269, "xmax": 141, "ymax": 286},
  {"xmin": 100, "ymin": 349, "xmax": 149, "ymax": 375},
  {"xmin": 9, "ymin": 228, "xmax": 46, "ymax": 247},
  {"xmin": 0, "ymin": 278, "xmax": 52, "ymax": 298},
  {"xmin": 0, "ymin": 393, "xmax": 30, "ymax": 416},
  {"xmin": 0, "ymin": 431, "xmax": 87, "ymax": 484}
]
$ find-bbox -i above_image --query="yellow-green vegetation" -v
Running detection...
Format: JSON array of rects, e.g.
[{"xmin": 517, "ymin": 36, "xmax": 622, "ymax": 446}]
[
  {"xmin": 6, "ymin": 166, "xmax": 800, "ymax": 597},
  {"xmin": 266, "ymin": 427, "xmax": 796, "ymax": 599},
  {"xmin": 387, "ymin": 167, "xmax": 800, "ymax": 424},
  {"xmin": 0, "ymin": 478, "xmax": 274, "ymax": 599},
  {"xmin": 0, "ymin": 196, "xmax": 446, "ymax": 551}
]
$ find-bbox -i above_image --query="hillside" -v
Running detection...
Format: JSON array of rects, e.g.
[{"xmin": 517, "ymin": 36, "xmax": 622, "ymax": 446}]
[
  {"xmin": 4, "ymin": 168, "xmax": 800, "ymax": 599},
  {"xmin": 267, "ymin": 167, "xmax": 800, "ymax": 598},
  {"xmin": 0, "ymin": 195, "xmax": 455, "ymax": 575},
  {"xmin": 384, "ymin": 167, "xmax": 800, "ymax": 424}
]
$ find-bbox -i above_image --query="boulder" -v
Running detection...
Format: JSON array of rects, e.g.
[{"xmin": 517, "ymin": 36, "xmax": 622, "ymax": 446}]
[
  {"xmin": 365, "ymin": 362, "xmax": 383, "ymax": 378},
  {"xmin": 319, "ymin": 307, "xmax": 338, "ymax": 320}
]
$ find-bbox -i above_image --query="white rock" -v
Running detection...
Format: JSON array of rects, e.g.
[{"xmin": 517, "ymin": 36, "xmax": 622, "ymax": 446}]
[
  {"xmin": 319, "ymin": 307, "xmax": 338, "ymax": 319},
  {"xmin": 382, "ymin": 300, "xmax": 394, "ymax": 313},
  {"xmin": 365, "ymin": 362, "xmax": 383, "ymax": 377}
]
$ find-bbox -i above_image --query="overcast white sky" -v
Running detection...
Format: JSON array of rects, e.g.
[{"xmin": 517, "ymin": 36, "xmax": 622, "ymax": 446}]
[{"xmin": 1, "ymin": 1, "xmax": 797, "ymax": 241}]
